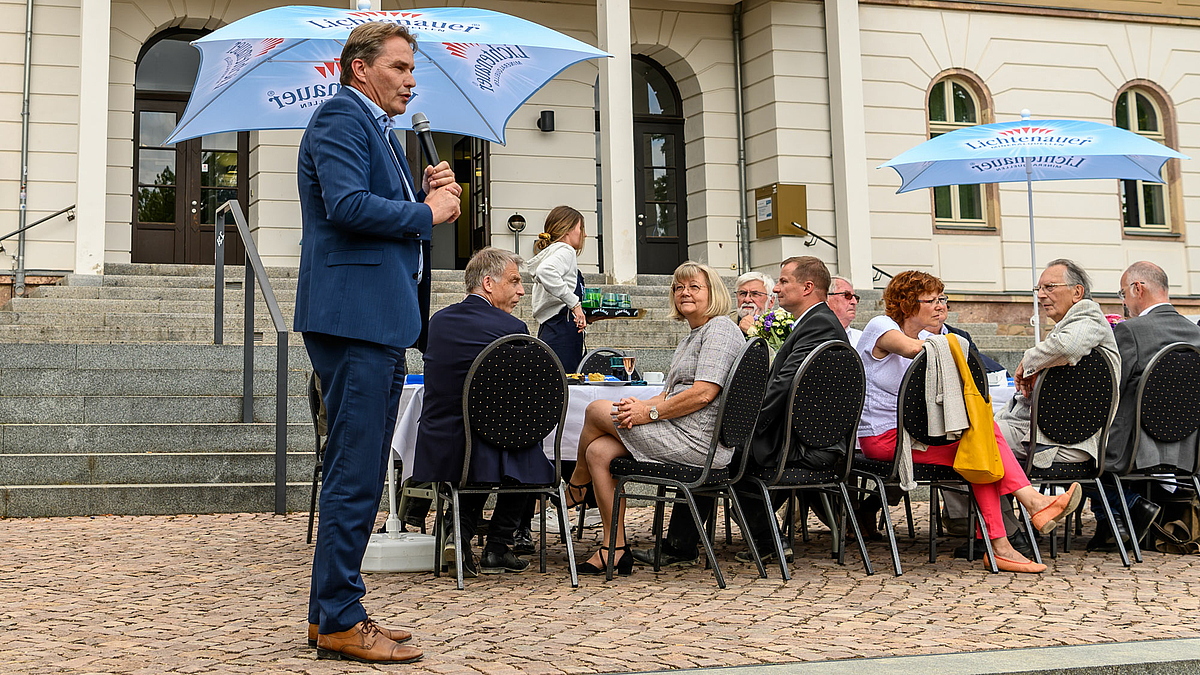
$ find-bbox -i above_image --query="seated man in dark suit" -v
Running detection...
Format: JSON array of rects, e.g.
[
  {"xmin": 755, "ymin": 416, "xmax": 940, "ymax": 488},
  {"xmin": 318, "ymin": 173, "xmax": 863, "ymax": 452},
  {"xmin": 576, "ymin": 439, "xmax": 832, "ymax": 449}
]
[
  {"xmin": 411, "ymin": 247, "xmax": 555, "ymax": 575},
  {"xmin": 1090, "ymin": 261, "xmax": 1200, "ymax": 550},
  {"xmin": 631, "ymin": 256, "xmax": 850, "ymax": 565}
]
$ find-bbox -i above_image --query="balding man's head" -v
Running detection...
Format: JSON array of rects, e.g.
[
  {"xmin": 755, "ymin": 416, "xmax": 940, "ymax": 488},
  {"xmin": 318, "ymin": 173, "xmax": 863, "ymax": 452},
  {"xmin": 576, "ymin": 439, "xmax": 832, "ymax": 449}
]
[{"xmin": 1121, "ymin": 261, "xmax": 1171, "ymax": 317}]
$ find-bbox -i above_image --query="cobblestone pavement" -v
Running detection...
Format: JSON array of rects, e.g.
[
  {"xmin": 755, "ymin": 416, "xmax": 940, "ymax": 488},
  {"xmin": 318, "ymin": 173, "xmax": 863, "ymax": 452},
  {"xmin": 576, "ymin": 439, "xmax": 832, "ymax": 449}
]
[{"xmin": 3, "ymin": 504, "xmax": 1199, "ymax": 674}]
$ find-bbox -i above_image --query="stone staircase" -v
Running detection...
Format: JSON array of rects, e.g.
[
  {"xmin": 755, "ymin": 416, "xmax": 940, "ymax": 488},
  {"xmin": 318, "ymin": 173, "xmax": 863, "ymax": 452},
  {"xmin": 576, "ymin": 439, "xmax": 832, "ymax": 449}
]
[{"xmin": 0, "ymin": 263, "xmax": 684, "ymax": 517}]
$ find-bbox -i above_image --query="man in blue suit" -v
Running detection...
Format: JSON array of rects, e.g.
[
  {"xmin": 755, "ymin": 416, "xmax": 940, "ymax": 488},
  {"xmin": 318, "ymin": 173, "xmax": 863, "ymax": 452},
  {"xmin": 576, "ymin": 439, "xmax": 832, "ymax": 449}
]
[
  {"xmin": 412, "ymin": 247, "xmax": 555, "ymax": 576},
  {"xmin": 295, "ymin": 22, "xmax": 460, "ymax": 664}
]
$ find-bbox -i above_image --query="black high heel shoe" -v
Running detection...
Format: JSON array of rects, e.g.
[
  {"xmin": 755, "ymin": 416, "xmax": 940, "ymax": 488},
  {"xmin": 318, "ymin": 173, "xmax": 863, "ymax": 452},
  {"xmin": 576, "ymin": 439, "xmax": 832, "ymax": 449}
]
[
  {"xmin": 575, "ymin": 546, "xmax": 633, "ymax": 576},
  {"xmin": 553, "ymin": 480, "xmax": 591, "ymax": 510}
]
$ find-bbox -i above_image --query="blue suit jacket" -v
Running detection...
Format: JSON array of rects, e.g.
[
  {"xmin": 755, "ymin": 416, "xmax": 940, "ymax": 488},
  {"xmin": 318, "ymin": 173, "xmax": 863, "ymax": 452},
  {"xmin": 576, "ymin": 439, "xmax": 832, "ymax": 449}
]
[
  {"xmin": 411, "ymin": 295, "xmax": 555, "ymax": 485},
  {"xmin": 294, "ymin": 87, "xmax": 432, "ymax": 349}
]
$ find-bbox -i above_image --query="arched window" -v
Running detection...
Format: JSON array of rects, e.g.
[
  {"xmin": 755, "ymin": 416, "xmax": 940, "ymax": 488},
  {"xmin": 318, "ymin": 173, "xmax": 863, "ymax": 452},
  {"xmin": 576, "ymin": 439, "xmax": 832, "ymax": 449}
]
[
  {"xmin": 927, "ymin": 75, "xmax": 992, "ymax": 229},
  {"xmin": 1116, "ymin": 86, "xmax": 1172, "ymax": 232}
]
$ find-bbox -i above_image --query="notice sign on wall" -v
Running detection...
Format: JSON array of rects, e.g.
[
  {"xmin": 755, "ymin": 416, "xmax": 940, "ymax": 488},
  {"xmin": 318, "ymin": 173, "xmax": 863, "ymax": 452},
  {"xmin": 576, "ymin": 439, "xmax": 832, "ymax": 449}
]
[{"xmin": 756, "ymin": 196, "xmax": 772, "ymax": 222}]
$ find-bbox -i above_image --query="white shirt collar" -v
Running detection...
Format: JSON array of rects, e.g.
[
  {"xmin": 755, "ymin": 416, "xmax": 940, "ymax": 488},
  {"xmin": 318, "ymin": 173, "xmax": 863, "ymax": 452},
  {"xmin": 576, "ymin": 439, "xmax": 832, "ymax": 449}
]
[
  {"xmin": 1140, "ymin": 302, "xmax": 1171, "ymax": 317},
  {"xmin": 347, "ymin": 85, "xmax": 394, "ymax": 131},
  {"xmin": 791, "ymin": 301, "xmax": 823, "ymax": 323}
]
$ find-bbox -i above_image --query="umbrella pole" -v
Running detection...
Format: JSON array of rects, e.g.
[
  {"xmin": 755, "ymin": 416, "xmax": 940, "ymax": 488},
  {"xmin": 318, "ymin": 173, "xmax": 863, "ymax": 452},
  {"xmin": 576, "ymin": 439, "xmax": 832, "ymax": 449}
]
[{"xmin": 1025, "ymin": 158, "xmax": 1041, "ymax": 342}]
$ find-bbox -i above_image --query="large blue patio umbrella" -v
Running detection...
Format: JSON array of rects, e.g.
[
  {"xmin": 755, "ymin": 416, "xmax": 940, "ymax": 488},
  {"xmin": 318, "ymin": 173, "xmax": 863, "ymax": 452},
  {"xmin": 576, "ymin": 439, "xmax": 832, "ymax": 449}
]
[
  {"xmin": 163, "ymin": 5, "xmax": 609, "ymax": 145},
  {"xmin": 881, "ymin": 111, "xmax": 1188, "ymax": 340}
]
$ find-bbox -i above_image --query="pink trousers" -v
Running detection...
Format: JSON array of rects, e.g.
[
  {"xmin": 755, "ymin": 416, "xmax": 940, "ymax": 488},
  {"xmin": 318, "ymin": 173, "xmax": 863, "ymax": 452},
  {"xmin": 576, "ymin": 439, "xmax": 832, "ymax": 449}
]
[{"xmin": 859, "ymin": 423, "xmax": 1031, "ymax": 539}]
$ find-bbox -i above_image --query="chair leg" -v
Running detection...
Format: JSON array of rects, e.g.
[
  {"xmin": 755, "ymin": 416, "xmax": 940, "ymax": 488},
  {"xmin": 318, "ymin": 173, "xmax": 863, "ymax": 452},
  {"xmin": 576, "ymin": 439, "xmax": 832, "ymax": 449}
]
[
  {"xmin": 818, "ymin": 492, "xmax": 838, "ymax": 559},
  {"xmin": 606, "ymin": 479, "xmax": 626, "ymax": 582},
  {"xmin": 433, "ymin": 486, "xmax": 443, "ymax": 578},
  {"xmin": 451, "ymin": 488, "xmax": 466, "ymax": 590},
  {"xmin": 834, "ymin": 490, "xmax": 847, "ymax": 566},
  {"xmin": 928, "ymin": 486, "xmax": 940, "ymax": 563},
  {"xmin": 724, "ymin": 496, "xmax": 733, "ymax": 546},
  {"xmin": 970, "ymin": 492, "xmax": 998, "ymax": 573},
  {"xmin": 652, "ymin": 485, "xmax": 667, "ymax": 571},
  {"xmin": 871, "ymin": 478, "xmax": 903, "ymax": 576},
  {"xmin": 839, "ymin": 483, "xmax": 873, "ymax": 575},
  {"xmin": 1094, "ymin": 478, "xmax": 1131, "ymax": 567},
  {"xmin": 556, "ymin": 483, "xmax": 579, "ymax": 588},
  {"xmin": 903, "ymin": 492, "xmax": 916, "ymax": 539},
  {"xmin": 683, "ymin": 489, "xmax": 726, "ymax": 588},
  {"xmin": 754, "ymin": 480, "xmax": 789, "ymax": 581},
  {"xmin": 1016, "ymin": 501, "xmax": 1043, "ymax": 565},
  {"xmin": 726, "ymin": 488, "xmax": 766, "ymax": 579},
  {"xmin": 539, "ymin": 493, "xmax": 548, "ymax": 573},
  {"xmin": 795, "ymin": 492, "xmax": 808, "ymax": 544},
  {"xmin": 575, "ymin": 500, "xmax": 586, "ymax": 542},
  {"xmin": 703, "ymin": 499, "xmax": 718, "ymax": 571},
  {"xmin": 1112, "ymin": 475, "xmax": 1144, "ymax": 563},
  {"xmin": 307, "ymin": 464, "xmax": 320, "ymax": 545}
]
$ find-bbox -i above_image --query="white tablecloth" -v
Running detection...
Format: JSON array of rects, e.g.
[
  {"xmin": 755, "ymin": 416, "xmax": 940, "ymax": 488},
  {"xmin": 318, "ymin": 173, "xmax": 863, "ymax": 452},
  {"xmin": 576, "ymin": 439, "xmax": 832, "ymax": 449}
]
[
  {"xmin": 990, "ymin": 384, "xmax": 1016, "ymax": 415},
  {"xmin": 390, "ymin": 383, "xmax": 664, "ymax": 482}
]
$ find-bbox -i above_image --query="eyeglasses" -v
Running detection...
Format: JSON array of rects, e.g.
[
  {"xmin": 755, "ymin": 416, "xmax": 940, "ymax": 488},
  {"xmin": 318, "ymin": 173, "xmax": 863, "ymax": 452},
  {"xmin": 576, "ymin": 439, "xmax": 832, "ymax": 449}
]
[
  {"xmin": 736, "ymin": 290, "xmax": 768, "ymax": 300},
  {"xmin": 831, "ymin": 291, "xmax": 861, "ymax": 302},
  {"xmin": 1118, "ymin": 280, "xmax": 1144, "ymax": 300},
  {"xmin": 673, "ymin": 283, "xmax": 707, "ymax": 295},
  {"xmin": 1033, "ymin": 283, "xmax": 1071, "ymax": 293},
  {"xmin": 917, "ymin": 296, "xmax": 949, "ymax": 306}
]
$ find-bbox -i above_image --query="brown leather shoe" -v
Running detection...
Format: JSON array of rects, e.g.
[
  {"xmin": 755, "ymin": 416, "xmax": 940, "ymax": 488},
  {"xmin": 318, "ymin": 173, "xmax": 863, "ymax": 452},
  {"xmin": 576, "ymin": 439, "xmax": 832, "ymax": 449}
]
[
  {"xmin": 308, "ymin": 620, "xmax": 412, "ymax": 648},
  {"xmin": 315, "ymin": 619, "xmax": 423, "ymax": 663}
]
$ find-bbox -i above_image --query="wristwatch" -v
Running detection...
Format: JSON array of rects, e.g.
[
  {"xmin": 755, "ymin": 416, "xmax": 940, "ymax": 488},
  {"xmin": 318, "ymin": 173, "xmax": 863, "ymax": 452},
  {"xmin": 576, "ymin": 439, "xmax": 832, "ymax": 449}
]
[{"xmin": 648, "ymin": 406, "xmax": 659, "ymax": 421}]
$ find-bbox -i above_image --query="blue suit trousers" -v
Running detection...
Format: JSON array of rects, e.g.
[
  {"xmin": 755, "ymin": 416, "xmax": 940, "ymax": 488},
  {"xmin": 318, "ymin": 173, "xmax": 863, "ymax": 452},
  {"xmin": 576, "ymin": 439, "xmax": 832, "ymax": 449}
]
[{"xmin": 304, "ymin": 332, "xmax": 406, "ymax": 633}]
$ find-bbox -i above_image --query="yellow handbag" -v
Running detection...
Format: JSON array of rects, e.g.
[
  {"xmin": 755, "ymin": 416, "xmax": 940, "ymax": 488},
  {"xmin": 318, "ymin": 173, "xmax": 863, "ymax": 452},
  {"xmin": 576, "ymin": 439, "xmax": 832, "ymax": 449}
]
[{"xmin": 948, "ymin": 337, "xmax": 1004, "ymax": 484}]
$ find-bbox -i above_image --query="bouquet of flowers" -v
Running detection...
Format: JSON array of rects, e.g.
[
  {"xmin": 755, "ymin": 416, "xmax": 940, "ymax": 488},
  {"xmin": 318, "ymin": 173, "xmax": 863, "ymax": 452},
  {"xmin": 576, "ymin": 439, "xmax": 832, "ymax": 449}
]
[{"xmin": 747, "ymin": 308, "xmax": 795, "ymax": 351}]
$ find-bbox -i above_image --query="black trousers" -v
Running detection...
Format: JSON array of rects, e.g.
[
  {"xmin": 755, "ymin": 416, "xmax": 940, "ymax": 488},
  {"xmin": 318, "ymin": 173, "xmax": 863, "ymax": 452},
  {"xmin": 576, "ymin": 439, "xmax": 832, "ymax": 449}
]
[
  {"xmin": 454, "ymin": 491, "xmax": 531, "ymax": 550},
  {"xmin": 665, "ymin": 448, "xmax": 842, "ymax": 552}
]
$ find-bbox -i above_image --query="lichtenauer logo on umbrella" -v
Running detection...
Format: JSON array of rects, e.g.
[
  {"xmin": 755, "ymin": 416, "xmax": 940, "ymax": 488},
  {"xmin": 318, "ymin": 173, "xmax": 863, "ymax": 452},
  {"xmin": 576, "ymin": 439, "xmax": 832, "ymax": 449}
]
[
  {"xmin": 444, "ymin": 43, "xmax": 531, "ymax": 93},
  {"xmin": 305, "ymin": 10, "xmax": 483, "ymax": 35},
  {"xmin": 970, "ymin": 155, "xmax": 1087, "ymax": 175},
  {"xmin": 267, "ymin": 61, "xmax": 342, "ymax": 111},
  {"xmin": 216, "ymin": 38, "xmax": 285, "ymax": 89},
  {"xmin": 963, "ymin": 125, "xmax": 1096, "ymax": 150}
]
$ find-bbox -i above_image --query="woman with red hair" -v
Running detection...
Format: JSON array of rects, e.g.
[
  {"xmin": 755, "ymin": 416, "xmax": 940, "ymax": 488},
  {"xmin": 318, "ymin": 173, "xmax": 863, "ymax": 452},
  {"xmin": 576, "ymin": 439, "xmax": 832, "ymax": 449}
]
[{"xmin": 856, "ymin": 271, "xmax": 1080, "ymax": 573}]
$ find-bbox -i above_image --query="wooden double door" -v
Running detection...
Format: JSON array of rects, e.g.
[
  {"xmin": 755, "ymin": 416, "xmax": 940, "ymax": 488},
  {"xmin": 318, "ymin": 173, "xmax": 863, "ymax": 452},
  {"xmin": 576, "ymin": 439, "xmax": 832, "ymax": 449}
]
[{"xmin": 132, "ymin": 97, "xmax": 246, "ymax": 265}]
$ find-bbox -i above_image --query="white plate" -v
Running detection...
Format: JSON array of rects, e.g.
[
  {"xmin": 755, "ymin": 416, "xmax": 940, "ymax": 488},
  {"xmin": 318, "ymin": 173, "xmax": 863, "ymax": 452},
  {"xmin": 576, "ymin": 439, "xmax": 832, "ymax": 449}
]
[{"xmin": 586, "ymin": 380, "xmax": 631, "ymax": 386}]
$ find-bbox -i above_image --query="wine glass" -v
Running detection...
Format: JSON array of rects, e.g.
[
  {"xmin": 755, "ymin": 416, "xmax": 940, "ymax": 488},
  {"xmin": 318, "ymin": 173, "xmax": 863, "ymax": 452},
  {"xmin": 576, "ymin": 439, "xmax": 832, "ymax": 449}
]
[{"xmin": 622, "ymin": 354, "xmax": 636, "ymax": 382}]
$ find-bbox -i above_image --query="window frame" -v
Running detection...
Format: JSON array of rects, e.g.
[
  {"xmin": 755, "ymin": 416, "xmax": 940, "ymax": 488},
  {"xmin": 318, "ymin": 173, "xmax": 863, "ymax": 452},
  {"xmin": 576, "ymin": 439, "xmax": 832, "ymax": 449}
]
[
  {"xmin": 1114, "ymin": 82, "xmax": 1183, "ymax": 240},
  {"xmin": 924, "ymin": 70, "xmax": 999, "ymax": 235}
]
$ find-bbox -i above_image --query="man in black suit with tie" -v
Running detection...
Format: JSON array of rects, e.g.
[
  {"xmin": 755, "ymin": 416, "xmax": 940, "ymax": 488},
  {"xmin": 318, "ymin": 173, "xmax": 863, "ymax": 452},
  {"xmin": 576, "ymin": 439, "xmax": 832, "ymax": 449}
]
[
  {"xmin": 1090, "ymin": 261, "xmax": 1200, "ymax": 550},
  {"xmin": 631, "ymin": 256, "xmax": 850, "ymax": 566}
]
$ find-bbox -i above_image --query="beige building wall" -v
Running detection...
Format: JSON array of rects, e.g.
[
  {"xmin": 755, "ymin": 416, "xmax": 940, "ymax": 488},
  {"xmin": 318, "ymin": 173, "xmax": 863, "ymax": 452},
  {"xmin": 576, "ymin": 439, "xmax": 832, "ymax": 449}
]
[
  {"xmin": 860, "ymin": 3, "xmax": 1200, "ymax": 295},
  {"xmin": 739, "ymin": 0, "xmax": 839, "ymax": 276},
  {"xmin": 0, "ymin": 0, "xmax": 81, "ymax": 273}
]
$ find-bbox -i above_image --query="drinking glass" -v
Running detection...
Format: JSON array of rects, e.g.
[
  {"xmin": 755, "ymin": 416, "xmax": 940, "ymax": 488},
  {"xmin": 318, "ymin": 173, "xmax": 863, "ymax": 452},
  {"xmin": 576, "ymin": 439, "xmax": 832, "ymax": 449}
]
[{"xmin": 622, "ymin": 354, "xmax": 636, "ymax": 381}]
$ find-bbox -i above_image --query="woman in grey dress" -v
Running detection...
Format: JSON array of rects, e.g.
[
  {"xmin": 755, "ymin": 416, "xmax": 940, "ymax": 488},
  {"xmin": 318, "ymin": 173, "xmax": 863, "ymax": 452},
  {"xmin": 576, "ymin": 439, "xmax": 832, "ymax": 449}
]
[{"xmin": 563, "ymin": 262, "xmax": 745, "ymax": 575}]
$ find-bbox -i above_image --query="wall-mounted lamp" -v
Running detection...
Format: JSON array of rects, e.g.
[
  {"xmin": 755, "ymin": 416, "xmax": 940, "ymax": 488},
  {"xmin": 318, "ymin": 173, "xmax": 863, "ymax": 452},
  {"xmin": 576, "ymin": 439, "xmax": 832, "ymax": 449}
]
[
  {"xmin": 536, "ymin": 110, "xmax": 555, "ymax": 132},
  {"xmin": 507, "ymin": 213, "xmax": 526, "ymax": 253}
]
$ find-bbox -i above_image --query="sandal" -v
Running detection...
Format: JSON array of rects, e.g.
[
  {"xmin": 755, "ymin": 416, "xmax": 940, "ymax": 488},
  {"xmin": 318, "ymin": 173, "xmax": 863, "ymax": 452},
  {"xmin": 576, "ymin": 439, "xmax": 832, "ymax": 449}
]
[
  {"xmin": 575, "ymin": 546, "xmax": 633, "ymax": 576},
  {"xmin": 561, "ymin": 480, "xmax": 591, "ymax": 509}
]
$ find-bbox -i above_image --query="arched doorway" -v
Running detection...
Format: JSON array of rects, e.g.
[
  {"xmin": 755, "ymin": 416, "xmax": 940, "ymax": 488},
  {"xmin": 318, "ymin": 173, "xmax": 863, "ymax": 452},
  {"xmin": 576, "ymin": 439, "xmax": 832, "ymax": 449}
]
[
  {"xmin": 632, "ymin": 56, "xmax": 686, "ymax": 274},
  {"xmin": 132, "ymin": 29, "xmax": 246, "ymax": 265}
]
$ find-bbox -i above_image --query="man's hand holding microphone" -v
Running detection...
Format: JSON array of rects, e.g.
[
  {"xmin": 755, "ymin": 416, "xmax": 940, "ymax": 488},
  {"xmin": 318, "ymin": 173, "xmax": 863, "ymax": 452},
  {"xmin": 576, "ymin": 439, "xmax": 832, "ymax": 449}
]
[{"xmin": 413, "ymin": 112, "xmax": 461, "ymax": 224}]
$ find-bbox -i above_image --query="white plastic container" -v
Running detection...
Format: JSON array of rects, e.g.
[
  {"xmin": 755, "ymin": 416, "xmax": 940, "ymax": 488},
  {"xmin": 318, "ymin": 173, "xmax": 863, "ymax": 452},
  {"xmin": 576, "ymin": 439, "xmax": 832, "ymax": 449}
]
[{"xmin": 361, "ymin": 532, "xmax": 437, "ymax": 573}]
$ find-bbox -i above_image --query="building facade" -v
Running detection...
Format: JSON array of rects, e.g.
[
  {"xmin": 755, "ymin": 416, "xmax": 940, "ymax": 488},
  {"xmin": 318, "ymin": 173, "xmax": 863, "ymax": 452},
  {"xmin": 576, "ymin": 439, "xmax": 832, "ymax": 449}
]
[{"xmin": 2, "ymin": 0, "xmax": 1198, "ymax": 304}]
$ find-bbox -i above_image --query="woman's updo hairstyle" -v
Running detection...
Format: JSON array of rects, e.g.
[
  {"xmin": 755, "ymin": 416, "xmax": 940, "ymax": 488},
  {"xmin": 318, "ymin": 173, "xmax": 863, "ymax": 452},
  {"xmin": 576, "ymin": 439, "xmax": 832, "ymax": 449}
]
[
  {"xmin": 535, "ymin": 205, "xmax": 584, "ymax": 252},
  {"xmin": 883, "ymin": 270, "xmax": 944, "ymax": 323}
]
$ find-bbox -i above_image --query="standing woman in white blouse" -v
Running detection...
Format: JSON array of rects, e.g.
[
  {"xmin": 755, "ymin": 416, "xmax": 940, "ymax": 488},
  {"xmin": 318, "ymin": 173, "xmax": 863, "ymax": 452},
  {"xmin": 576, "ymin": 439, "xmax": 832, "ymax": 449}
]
[{"xmin": 527, "ymin": 206, "xmax": 588, "ymax": 372}]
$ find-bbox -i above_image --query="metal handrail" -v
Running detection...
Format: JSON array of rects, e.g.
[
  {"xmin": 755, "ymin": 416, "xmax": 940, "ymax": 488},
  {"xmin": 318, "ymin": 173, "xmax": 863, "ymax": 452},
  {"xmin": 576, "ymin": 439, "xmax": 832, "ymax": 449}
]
[
  {"xmin": 790, "ymin": 221, "xmax": 894, "ymax": 282},
  {"xmin": 214, "ymin": 199, "xmax": 290, "ymax": 515},
  {"xmin": 0, "ymin": 204, "xmax": 75, "ymax": 244}
]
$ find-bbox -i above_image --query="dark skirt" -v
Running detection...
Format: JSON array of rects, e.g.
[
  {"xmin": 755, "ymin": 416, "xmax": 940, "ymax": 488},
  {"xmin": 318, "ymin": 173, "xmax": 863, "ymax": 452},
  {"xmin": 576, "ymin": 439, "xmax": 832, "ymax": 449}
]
[{"xmin": 538, "ymin": 306, "xmax": 584, "ymax": 373}]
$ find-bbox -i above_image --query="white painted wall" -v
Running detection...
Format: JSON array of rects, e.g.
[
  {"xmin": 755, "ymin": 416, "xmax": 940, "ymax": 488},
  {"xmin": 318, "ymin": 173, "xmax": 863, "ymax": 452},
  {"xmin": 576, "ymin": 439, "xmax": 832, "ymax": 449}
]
[
  {"xmin": 0, "ymin": 0, "xmax": 82, "ymax": 273},
  {"xmin": 860, "ymin": 3, "xmax": 1200, "ymax": 295}
]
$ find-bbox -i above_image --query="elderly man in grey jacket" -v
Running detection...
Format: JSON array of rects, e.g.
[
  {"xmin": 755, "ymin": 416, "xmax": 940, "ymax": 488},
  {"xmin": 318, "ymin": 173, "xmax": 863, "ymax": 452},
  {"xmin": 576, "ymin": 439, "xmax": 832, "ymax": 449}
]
[{"xmin": 996, "ymin": 259, "xmax": 1121, "ymax": 469}]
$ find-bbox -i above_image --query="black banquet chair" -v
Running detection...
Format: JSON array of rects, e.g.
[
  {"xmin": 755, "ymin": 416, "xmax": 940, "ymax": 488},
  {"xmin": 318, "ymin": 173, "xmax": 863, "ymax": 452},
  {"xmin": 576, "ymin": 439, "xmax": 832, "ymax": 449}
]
[
  {"xmin": 851, "ymin": 349, "xmax": 1012, "ymax": 576},
  {"xmin": 605, "ymin": 337, "xmax": 772, "ymax": 588},
  {"xmin": 745, "ymin": 340, "xmax": 873, "ymax": 579},
  {"xmin": 1111, "ymin": 342, "xmax": 1200, "ymax": 560},
  {"xmin": 578, "ymin": 347, "xmax": 642, "ymax": 380},
  {"xmin": 1023, "ymin": 348, "xmax": 1125, "ymax": 563},
  {"xmin": 432, "ymin": 334, "xmax": 578, "ymax": 589}
]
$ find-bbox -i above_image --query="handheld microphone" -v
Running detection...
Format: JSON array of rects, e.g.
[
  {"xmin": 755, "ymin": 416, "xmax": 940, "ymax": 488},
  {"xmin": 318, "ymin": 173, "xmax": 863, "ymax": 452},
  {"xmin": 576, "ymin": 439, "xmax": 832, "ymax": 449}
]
[{"xmin": 410, "ymin": 112, "xmax": 440, "ymax": 166}]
